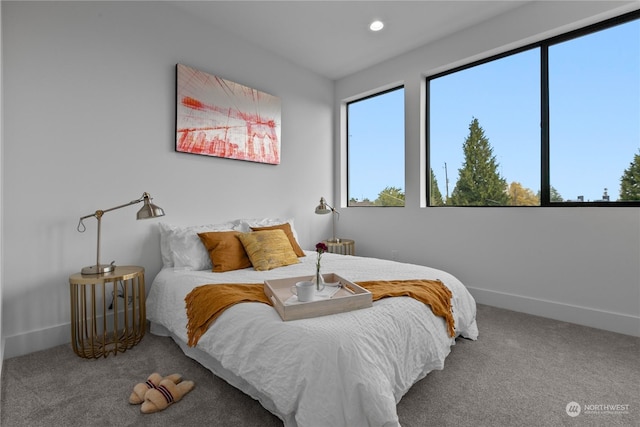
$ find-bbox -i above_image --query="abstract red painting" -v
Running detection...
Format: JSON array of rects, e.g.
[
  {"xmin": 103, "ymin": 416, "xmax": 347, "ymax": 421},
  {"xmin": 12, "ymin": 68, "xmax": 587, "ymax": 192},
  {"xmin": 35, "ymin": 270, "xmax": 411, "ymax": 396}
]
[{"xmin": 176, "ymin": 64, "xmax": 281, "ymax": 165}]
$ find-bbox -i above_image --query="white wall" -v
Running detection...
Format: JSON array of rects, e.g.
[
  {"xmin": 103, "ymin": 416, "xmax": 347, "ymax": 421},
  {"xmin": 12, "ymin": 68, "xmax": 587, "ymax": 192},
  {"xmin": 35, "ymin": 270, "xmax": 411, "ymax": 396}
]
[
  {"xmin": 335, "ymin": 1, "xmax": 640, "ymax": 336},
  {"xmin": 1, "ymin": 1, "xmax": 333, "ymax": 358}
]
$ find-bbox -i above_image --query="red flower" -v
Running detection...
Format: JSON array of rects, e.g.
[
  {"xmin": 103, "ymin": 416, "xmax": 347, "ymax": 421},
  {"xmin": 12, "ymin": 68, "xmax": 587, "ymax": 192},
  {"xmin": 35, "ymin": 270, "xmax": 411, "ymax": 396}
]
[{"xmin": 316, "ymin": 242, "xmax": 328, "ymax": 253}]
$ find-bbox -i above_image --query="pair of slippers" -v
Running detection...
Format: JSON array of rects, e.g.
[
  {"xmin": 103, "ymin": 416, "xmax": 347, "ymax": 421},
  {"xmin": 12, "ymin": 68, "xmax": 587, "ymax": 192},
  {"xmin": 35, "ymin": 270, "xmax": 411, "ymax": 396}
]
[{"xmin": 129, "ymin": 373, "xmax": 195, "ymax": 414}]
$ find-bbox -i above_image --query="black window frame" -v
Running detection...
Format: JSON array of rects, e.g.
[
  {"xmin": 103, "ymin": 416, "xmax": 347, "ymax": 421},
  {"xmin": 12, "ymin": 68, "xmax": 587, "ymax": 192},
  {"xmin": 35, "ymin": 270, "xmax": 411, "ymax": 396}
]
[
  {"xmin": 346, "ymin": 85, "xmax": 406, "ymax": 207},
  {"xmin": 426, "ymin": 10, "xmax": 640, "ymax": 207}
]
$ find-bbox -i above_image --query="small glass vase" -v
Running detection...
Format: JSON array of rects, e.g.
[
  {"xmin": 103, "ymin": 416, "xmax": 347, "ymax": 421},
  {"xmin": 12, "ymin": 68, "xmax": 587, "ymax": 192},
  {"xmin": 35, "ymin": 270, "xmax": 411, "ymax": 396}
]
[{"xmin": 313, "ymin": 269, "xmax": 325, "ymax": 291}]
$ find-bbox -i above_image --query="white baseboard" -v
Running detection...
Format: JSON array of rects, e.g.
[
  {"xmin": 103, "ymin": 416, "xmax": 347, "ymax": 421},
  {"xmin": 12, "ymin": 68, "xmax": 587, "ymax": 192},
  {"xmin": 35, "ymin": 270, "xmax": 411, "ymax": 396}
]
[
  {"xmin": 3, "ymin": 322, "xmax": 70, "ymax": 359},
  {"xmin": 1, "ymin": 337, "xmax": 4, "ymax": 377},
  {"xmin": 468, "ymin": 286, "xmax": 640, "ymax": 337},
  {"xmin": 3, "ymin": 308, "xmax": 138, "ymax": 359}
]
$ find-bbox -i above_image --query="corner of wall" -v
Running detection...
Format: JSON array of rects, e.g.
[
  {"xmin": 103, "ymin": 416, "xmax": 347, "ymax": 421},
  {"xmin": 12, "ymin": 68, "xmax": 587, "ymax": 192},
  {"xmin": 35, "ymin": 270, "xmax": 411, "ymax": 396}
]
[{"xmin": 1, "ymin": 0, "xmax": 5, "ymax": 370}]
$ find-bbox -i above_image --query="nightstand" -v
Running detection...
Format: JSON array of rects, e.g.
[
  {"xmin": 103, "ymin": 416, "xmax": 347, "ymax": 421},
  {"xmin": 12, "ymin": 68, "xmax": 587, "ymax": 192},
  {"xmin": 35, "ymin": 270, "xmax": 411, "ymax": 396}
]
[
  {"xmin": 69, "ymin": 265, "xmax": 146, "ymax": 358},
  {"xmin": 322, "ymin": 239, "xmax": 355, "ymax": 255}
]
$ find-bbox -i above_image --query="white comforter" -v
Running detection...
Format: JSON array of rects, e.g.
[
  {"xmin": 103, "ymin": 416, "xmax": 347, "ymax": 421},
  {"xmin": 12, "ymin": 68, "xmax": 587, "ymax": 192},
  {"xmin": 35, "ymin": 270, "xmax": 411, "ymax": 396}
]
[{"xmin": 146, "ymin": 251, "xmax": 478, "ymax": 427}]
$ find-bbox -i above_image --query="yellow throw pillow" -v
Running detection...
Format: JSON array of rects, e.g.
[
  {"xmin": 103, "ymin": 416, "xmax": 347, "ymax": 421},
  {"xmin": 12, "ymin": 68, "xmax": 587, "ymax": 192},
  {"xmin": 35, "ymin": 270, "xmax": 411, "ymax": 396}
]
[
  {"xmin": 250, "ymin": 222, "xmax": 305, "ymax": 257},
  {"xmin": 198, "ymin": 231, "xmax": 252, "ymax": 272},
  {"xmin": 237, "ymin": 229, "xmax": 300, "ymax": 271}
]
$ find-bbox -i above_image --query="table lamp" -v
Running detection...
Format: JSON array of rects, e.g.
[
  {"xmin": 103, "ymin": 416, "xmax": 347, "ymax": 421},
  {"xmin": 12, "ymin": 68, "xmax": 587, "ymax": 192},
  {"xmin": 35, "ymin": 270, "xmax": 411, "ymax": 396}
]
[
  {"xmin": 315, "ymin": 197, "xmax": 340, "ymax": 243},
  {"xmin": 77, "ymin": 192, "xmax": 165, "ymax": 275}
]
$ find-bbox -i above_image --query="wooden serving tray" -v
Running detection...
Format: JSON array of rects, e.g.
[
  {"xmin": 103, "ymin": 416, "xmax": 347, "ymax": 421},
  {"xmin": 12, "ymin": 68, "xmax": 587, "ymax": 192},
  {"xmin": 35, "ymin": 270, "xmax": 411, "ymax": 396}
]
[{"xmin": 264, "ymin": 273, "xmax": 372, "ymax": 321}]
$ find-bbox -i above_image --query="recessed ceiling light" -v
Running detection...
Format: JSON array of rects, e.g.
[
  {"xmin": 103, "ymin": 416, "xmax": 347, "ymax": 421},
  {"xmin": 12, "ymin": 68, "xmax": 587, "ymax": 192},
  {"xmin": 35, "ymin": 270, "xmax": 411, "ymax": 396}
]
[{"xmin": 369, "ymin": 20, "xmax": 384, "ymax": 32}]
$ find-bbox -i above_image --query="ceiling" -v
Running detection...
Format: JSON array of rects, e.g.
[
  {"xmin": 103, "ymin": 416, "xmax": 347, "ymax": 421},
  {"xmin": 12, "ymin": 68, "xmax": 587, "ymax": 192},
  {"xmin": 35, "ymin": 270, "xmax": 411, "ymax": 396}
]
[{"xmin": 169, "ymin": 1, "xmax": 532, "ymax": 80}]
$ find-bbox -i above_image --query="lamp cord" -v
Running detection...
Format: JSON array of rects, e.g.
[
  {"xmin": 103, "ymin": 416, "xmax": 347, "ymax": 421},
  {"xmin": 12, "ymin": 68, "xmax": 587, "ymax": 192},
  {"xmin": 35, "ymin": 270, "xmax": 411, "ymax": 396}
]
[{"xmin": 108, "ymin": 280, "xmax": 128, "ymax": 310}]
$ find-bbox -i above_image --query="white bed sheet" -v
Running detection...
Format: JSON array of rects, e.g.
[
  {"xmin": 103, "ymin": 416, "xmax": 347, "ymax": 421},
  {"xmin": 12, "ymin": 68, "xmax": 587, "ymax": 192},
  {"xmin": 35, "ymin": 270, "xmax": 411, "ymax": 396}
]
[{"xmin": 147, "ymin": 251, "xmax": 478, "ymax": 427}]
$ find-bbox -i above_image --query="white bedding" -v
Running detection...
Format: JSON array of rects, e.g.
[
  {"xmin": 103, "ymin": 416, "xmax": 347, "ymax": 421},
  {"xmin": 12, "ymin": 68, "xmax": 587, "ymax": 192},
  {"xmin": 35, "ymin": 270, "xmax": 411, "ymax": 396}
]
[{"xmin": 146, "ymin": 251, "xmax": 478, "ymax": 427}]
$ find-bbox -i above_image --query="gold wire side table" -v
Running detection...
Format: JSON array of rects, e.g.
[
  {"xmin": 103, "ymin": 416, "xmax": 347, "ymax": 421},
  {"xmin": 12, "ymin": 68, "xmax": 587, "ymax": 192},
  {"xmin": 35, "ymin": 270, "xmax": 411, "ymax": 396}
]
[
  {"xmin": 322, "ymin": 239, "xmax": 355, "ymax": 256},
  {"xmin": 69, "ymin": 265, "xmax": 146, "ymax": 358}
]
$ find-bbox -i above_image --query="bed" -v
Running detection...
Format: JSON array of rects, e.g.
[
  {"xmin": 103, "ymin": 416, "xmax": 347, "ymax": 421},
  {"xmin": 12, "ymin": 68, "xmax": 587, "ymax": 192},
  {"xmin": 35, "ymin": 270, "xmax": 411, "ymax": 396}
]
[{"xmin": 146, "ymin": 219, "xmax": 478, "ymax": 427}]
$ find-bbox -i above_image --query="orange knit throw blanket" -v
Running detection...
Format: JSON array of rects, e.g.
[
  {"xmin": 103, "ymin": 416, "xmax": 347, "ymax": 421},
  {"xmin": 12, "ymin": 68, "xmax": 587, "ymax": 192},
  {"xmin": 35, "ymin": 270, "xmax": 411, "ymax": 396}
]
[
  {"xmin": 356, "ymin": 279, "xmax": 455, "ymax": 338},
  {"xmin": 185, "ymin": 283, "xmax": 271, "ymax": 347},
  {"xmin": 185, "ymin": 279, "xmax": 455, "ymax": 347}
]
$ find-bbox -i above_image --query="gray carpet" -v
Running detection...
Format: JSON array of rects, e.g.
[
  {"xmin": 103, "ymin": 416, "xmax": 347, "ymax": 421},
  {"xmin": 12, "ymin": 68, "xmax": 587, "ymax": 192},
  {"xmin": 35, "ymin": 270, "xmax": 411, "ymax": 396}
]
[{"xmin": 1, "ymin": 304, "xmax": 638, "ymax": 427}]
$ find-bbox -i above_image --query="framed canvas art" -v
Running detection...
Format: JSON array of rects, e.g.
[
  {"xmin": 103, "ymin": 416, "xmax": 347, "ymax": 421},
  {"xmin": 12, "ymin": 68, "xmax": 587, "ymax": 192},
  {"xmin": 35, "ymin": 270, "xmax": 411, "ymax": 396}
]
[{"xmin": 175, "ymin": 64, "xmax": 281, "ymax": 165}]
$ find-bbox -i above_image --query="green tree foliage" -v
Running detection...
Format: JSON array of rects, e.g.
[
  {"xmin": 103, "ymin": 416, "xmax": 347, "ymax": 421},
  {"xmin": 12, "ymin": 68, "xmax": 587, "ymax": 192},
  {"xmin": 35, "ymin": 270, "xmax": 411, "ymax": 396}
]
[
  {"xmin": 508, "ymin": 182, "xmax": 539, "ymax": 206},
  {"xmin": 375, "ymin": 186, "xmax": 405, "ymax": 206},
  {"xmin": 619, "ymin": 150, "xmax": 640, "ymax": 201},
  {"xmin": 550, "ymin": 186, "xmax": 564, "ymax": 202},
  {"xmin": 430, "ymin": 168, "xmax": 444, "ymax": 206},
  {"xmin": 537, "ymin": 186, "xmax": 564, "ymax": 202},
  {"xmin": 450, "ymin": 118, "xmax": 508, "ymax": 206}
]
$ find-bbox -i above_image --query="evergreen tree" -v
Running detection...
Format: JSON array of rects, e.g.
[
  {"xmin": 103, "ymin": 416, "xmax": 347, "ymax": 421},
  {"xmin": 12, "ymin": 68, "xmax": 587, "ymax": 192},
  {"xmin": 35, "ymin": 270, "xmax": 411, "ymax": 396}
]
[
  {"xmin": 450, "ymin": 118, "xmax": 508, "ymax": 206},
  {"xmin": 619, "ymin": 150, "xmax": 640, "ymax": 201},
  {"xmin": 375, "ymin": 186, "xmax": 405, "ymax": 206},
  {"xmin": 430, "ymin": 169, "xmax": 444, "ymax": 206},
  {"xmin": 550, "ymin": 186, "xmax": 564, "ymax": 202},
  {"xmin": 538, "ymin": 186, "xmax": 564, "ymax": 202}
]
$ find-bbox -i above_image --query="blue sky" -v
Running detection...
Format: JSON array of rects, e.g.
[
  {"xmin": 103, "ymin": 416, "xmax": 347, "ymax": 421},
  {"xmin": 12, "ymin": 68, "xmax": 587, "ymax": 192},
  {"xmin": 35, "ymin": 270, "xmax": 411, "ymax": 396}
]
[
  {"xmin": 348, "ymin": 88, "xmax": 405, "ymax": 202},
  {"xmin": 349, "ymin": 17, "xmax": 639, "ymax": 203}
]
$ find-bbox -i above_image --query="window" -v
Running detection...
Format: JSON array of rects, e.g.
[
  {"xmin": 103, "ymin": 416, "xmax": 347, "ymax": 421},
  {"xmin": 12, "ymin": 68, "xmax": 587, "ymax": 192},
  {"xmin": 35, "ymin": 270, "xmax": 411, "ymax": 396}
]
[
  {"xmin": 429, "ymin": 49, "xmax": 540, "ymax": 206},
  {"xmin": 347, "ymin": 87, "xmax": 405, "ymax": 207},
  {"xmin": 548, "ymin": 18, "xmax": 640, "ymax": 203},
  {"xmin": 428, "ymin": 11, "xmax": 639, "ymax": 206}
]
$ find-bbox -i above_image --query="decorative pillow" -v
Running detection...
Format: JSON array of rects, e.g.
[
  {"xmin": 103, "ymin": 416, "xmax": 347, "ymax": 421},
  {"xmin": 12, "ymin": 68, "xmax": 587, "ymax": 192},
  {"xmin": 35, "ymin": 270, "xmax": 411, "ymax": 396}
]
[
  {"xmin": 237, "ymin": 229, "xmax": 300, "ymax": 271},
  {"xmin": 233, "ymin": 218, "xmax": 300, "ymax": 244},
  {"xmin": 250, "ymin": 222, "xmax": 305, "ymax": 257},
  {"xmin": 197, "ymin": 231, "xmax": 252, "ymax": 272},
  {"xmin": 158, "ymin": 222, "xmax": 235, "ymax": 270}
]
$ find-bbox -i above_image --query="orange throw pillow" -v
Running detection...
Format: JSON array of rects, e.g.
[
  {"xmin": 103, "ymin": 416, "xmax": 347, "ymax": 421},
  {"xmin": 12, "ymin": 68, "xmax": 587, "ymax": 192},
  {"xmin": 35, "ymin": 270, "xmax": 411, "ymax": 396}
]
[{"xmin": 198, "ymin": 231, "xmax": 252, "ymax": 272}]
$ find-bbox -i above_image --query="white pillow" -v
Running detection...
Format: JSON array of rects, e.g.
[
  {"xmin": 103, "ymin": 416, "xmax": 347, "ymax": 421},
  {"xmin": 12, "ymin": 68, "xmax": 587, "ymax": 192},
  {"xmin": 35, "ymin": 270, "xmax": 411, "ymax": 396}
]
[
  {"xmin": 233, "ymin": 218, "xmax": 300, "ymax": 243},
  {"xmin": 158, "ymin": 222, "xmax": 235, "ymax": 270}
]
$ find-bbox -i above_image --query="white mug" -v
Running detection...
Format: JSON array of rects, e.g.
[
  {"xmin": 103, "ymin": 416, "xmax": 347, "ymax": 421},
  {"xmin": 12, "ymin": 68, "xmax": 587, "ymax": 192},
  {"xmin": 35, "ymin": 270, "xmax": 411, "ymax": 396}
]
[{"xmin": 290, "ymin": 281, "xmax": 315, "ymax": 302}]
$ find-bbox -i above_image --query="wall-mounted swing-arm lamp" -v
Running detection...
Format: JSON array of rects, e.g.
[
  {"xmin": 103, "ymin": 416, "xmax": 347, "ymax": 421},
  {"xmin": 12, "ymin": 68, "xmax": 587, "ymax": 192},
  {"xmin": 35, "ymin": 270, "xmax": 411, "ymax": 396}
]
[{"xmin": 77, "ymin": 192, "xmax": 165, "ymax": 275}]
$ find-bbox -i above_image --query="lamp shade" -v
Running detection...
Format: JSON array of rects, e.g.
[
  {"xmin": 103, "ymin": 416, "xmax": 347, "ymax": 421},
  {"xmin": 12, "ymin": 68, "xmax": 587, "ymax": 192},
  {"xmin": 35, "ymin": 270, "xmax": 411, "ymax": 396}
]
[
  {"xmin": 315, "ymin": 197, "xmax": 332, "ymax": 214},
  {"xmin": 136, "ymin": 195, "xmax": 165, "ymax": 220}
]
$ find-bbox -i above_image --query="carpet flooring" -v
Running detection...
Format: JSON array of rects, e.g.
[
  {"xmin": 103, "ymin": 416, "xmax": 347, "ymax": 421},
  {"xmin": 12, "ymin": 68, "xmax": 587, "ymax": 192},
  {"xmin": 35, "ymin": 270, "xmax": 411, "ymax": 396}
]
[{"xmin": 1, "ymin": 304, "xmax": 638, "ymax": 426}]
